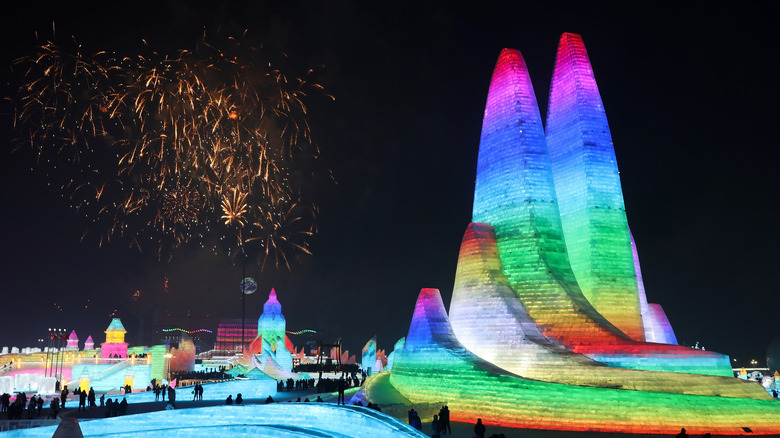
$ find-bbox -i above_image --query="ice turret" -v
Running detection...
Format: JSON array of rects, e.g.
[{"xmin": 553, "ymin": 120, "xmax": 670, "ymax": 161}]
[
  {"xmin": 101, "ymin": 318, "xmax": 128, "ymax": 358},
  {"xmin": 65, "ymin": 330, "xmax": 79, "ymax": 351}
]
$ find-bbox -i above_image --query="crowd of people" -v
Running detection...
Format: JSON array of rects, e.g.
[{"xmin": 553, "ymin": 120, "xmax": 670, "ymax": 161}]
[
  {"xmin": 0, "ymin": 392, "xmax": 44, "ymax": 420},
  {"xmin": 170, "ymin": 368, "xmax": 229, "ymax": 382},
  {"xmin": 103, "ymin": 397, "xmax": 128, "ymax": 417},
  {"xmin": 407, "ymin": 406, "xmax": 452, "ymax": 436},
  {"xmin": 276, "ymin": 372, "xmax": 364, "ymax": 395},
  {"xmin": 225, "ymin": 393, "xmax": 244, "ymax": 404}
]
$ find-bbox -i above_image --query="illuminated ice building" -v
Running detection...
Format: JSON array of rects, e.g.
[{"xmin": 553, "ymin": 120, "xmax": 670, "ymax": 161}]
[
  {"xmin": 365, "ymin": 33, "xmax": 780, "ymax": 434},
  {"xmin": 0, "ymin": 318, "xmax": 167, "ymax": 394}
]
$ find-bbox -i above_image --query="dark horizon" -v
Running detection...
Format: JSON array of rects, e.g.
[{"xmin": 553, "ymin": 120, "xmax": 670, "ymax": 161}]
[{"xmin": 1, "ymin": 2, "xmax": 778, "ymax": 368}]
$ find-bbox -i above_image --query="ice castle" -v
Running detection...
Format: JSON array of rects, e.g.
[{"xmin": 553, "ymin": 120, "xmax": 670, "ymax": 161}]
[{"xmin": 367, "ymin": 33, "xmax": 780, "ymax": 434}]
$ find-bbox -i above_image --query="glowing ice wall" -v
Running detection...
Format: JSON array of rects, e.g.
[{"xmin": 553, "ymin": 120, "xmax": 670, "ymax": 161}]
[
  {"xmin": 388, "ymin": 288, "xmax": 780, "ymax": 435},
  {"xmin": 545, "ymin": 32, "xmax": 643, "ymax": 340}
]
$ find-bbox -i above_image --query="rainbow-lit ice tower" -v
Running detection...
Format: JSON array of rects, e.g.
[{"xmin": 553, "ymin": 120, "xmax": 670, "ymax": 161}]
[
  {"xmin": 258, "ymin": 289, "xmax": 286, "ymax": 353},
  {"xmin": 256, "ymin": 288, "xmax": 292, "ymax": 372},
  {"xmin": 461, "ymin": 37, "xmax": 727, "ymax": 374},
  {"xmin": 377, "ymin": 33, "xmax": 780, "ymax": 435},
  {"xmin": 545, "ymin": 33, "xmax": 644, "ymax": 340}
]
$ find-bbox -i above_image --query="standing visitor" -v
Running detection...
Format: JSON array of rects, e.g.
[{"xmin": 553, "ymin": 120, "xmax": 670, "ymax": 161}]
[
  {"xmin": 337, "ymin": 376, "xmax": 346, "ymax": 405},
  {"xmin": 439, "ymin": 405, "xmax": 451, "ymax": 434},
  {"xmin": 431, "ymin": 414, "xmax": 441, "ymax": 438},
  {"xmin": 27, "ymin": 396, "xmax": 36, "ymax": 418},
  {"xmin": 410, "ymin": 410, "xmax": 422, "ymax": 430},
  {"xmin": 47, "ymin": 398, "xmax": 59, "ymax": 419},
  {"xmin": 474, "ymin": 418, "xmax": 486, "ymax": 438},
  {"xmin": 167, "ymin": 386, "xmax": 176, "ymax": 408}
]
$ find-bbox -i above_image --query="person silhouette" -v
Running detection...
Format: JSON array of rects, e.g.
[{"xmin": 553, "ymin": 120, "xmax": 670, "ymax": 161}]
[{"xmin": 474, "ymin": 418, "xmax": 486, "ymax": 438}]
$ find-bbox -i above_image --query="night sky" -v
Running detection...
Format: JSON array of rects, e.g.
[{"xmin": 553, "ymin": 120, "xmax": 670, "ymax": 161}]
[{"xmin": 1, "ymin": 2, "xmax": 778, "ymax": 367}]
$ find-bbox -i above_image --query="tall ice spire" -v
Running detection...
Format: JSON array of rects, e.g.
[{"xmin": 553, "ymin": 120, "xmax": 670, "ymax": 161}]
[
  {"xmin": 471, "ymin": 48, "xmax": 626, "ymax": 345},
  {"xmin": 545, "ymin": 32, "xmax": 644, "ymax": 340}
]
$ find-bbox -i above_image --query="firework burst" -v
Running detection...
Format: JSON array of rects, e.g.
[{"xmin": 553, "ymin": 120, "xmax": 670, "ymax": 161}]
[
  {"xmin": 161, "ymin": 185, "xmax": 203, "ymax": 225},
  {"xmin": 12, "ymin": 28, "xmax": 332, "ymax": 268},
  {"xmin": 221, "ymin": 188, "xmax": 249, "ymax": 227}
]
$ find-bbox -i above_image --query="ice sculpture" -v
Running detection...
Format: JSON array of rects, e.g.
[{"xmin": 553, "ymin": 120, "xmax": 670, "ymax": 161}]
[
  {"xmin": 385, "ymin": 288, "xmax": 780, "ymax": 434},
  {"xmin": 371, "ymin": 33, "xmax": 780, "ymax": 434},
  {"xmin": 449, "ymin": 222, "xmax": 765, "ymax": 396},
  {"xmin": 258, "ymin": 289, "xmax": 285, "ymax": 352},
  {"xmin": 361, "ymin": 336, "xmax": 377, "ymax": 374},
  {"xmin": 84, "ymin": 335, "xmax": 95, "ymax": 350},
  {"xmin": 467, "ymin": 43, "xmax": 730, "ymax": 375},
  {"xmin": 168, "ymin": 333, "xmax": 196, "ymax": 372},
  {"xmin": 38, "ymin": 376, "xmax": 56, "ymax": 394},
  {"xmin": 630, "ymin": 230, "xmax": 680, "ymax": 344},
  {"xmin": 471, "ymin": 47, "xmax": 628, "ymax": 347},
  {"xmin": 645, "ymin": 303, "xmax": 679, "ymax": 344},
  {"xmin": 545, "ymin": 32, "xmax": 643, "ymax": 339},
  {"xmin": 385, "ymin": 338, "xmax": 405, "ymax": 371},
  {"xmin": 255, "ymin": 288, "xmax": 293, "ymax": 372},
  {"xmin": 0, "ymin": 376, "xmax": 13, "ymax": 395}
]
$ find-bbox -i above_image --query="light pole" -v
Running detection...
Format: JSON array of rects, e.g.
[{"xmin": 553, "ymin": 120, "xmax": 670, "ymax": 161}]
[{"xmin": 240, "ymin": 276, "xmax": 257, "ymax": 359}]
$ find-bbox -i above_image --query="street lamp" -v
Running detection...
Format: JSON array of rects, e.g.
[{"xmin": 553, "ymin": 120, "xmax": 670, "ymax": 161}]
[{"xmin": 164, "ymin": 353, "xmax": 173, "ymax": 381}]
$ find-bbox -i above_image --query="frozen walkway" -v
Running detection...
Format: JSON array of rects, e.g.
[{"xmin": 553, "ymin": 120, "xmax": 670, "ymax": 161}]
[{"xmin": 0, "ymin": 403, "xmax": 426, "ymax": 438}]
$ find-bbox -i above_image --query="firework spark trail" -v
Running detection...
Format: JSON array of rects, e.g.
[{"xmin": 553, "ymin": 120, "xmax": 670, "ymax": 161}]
[{"xmin": 13, "ymin": 30, "xmax": 331, "ymax": 268}]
